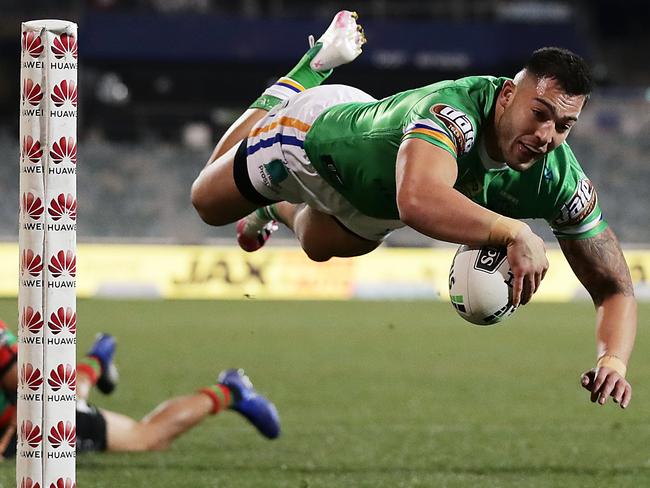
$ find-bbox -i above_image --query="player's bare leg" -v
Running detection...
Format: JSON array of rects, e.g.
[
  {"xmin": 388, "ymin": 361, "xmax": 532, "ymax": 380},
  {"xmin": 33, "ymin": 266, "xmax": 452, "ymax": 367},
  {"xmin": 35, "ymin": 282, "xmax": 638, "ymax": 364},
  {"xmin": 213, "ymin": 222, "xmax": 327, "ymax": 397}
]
[
  {"xmin": 192, "ymin": 143, "xmax": 259, "ymax": 225},
  {"xmin": 76, "ymin": 348, "xmax": 211, "ymax": 452},
  {"xmin": 77, "ymin": 335, "xmax": 281, "ymax": 452},
  {"xmin": 273, "ymin": 202, "xmax": 380, "ymax": 261},
  {"xmin": 75, "ymin": 367, "xmax": 210, "ymax": 452},
  {"xmin": 192, "ymin": 10, "xmax": 365, "ymax": 227},
  {"xmin": 76, "ymin": 370, "xmax": 92, "ymax": 402},
  {"xmin": 237, "ymin": 201, "xmax": 381, "ymax": 261},
  {"xmin": 102, "ymin": 393, "xmax": 213, "ymax": 451},
  {"xmin": 104, "ymin": 368, "xmax": 279, "ymax": 451}
]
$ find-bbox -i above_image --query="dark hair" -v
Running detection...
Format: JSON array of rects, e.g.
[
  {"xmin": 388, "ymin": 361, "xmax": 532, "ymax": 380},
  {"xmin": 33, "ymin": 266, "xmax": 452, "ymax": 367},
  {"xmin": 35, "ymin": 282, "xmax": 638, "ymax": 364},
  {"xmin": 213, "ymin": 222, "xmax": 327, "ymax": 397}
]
[{"xmin": 524, "ymin": 47, "xmax": 593, "ymax": 98}]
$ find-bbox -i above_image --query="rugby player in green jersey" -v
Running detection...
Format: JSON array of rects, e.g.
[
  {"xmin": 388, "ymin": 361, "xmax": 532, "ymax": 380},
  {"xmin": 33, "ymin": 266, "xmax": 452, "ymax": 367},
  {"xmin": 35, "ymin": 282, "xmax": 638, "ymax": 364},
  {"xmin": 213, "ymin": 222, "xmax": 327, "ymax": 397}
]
[{"xmin": 191, "ymin": 11, "xmax": 636, "ymax": 408}]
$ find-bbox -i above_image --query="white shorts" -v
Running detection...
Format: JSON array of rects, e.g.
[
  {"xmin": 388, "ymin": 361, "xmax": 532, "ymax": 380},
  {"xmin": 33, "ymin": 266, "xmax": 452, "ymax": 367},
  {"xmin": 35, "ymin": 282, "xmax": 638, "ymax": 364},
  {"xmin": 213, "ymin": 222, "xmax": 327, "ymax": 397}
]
[{"xmin": 237, "ymin": 84, "xmax": 405, "ymax": 241}]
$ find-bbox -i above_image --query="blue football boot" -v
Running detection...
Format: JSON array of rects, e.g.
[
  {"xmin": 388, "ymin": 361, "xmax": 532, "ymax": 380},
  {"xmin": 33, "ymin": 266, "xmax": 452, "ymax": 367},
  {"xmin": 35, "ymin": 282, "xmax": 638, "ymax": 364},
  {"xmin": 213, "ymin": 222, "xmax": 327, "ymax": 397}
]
[
  {"xmin": 218, "ymin": 369, "xmax": 280, "ymax": 439},
  {"xmin": 87, "ymin": 333, "xmax": 119, "ymax": 394}
]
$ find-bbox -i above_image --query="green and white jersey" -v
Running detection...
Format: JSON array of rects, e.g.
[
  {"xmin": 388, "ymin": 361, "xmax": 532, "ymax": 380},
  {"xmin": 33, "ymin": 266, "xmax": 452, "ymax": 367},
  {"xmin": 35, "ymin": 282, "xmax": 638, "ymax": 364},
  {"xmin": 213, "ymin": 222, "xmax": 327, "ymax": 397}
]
[{"xmin": 303, "ymin": 76, "xmax": 606, "ymax": 240}]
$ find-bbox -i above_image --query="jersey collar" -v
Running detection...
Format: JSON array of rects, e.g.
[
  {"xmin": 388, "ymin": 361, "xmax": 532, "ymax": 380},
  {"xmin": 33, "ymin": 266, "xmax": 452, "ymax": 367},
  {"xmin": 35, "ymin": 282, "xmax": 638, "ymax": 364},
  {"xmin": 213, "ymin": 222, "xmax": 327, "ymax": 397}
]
[{"xmin": 478, "ymin": 137, "xmax": 509, "ymax": 171}]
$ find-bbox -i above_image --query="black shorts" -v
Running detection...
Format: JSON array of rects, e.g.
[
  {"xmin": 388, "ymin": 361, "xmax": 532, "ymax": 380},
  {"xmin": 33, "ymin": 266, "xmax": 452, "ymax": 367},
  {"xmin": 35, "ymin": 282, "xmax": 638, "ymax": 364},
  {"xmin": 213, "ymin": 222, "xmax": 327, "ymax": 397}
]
[{"xmin": 76, "ymin": 402, "xmax": 107, "ymax": 453}]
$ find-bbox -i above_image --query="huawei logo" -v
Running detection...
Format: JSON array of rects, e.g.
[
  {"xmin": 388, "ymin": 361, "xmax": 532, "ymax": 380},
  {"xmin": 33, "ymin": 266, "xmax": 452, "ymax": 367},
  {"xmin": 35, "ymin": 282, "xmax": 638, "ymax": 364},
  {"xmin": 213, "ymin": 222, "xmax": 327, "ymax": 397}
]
[
  {"xmin": 48, "ymin": 420, "xmax": 76, "ymax": 448},
  {"xmin": 21, "ymin": 307, "xmax": 43, "ymax": 334},
  {"xmin": 51, "ymin": 34, "xmax": 78, "ymax": 60},
  {"xmin": 22, "ymin": 79, "xmax": 43, "ymax": 106},
  {"xmin": 20, "ymin": 363, "xmax": 43, "ymax": 391},
  {"xmin": 22, "ymin": 136, "xmax": 43, "ymax": 164},
  {"xmin": 50, "ymin": 137, "xmax": 77, "ymax": 164},
  {"xmin": 48, "ymin": 364, "xmax": 76, "ymax": 392},
  {"xmin": 22, "ymin": 192, "xmax": 44, "ymax": 220},
  {"xmin": 48, "ymin": 250, "xmax": 76, "ymax": 278},
  {"xmin": 51, "ymin": 80, "xmax": 77, "ymax": 108},
  {"xmin": 20, "ymin": 420, "xmax": 42, "ymax": 448},
  {"xmin": 50, "ymin": 478, "xmax": 75, "ymax": 488},
  {"xmin": 22, "ymin": 31, "xmax": 43, "ymax": 58},
  {"xmin": 21, "ymin": 249, "xmax": 43, "ymax": 277},
  {"xmin": 48, "ymin": 307, "xmax": 76, "ymax": 335},
  {"xmin": 20, "ymin": 478, "xmax": 41, "ymax": 488},
  {"xmin": 48, "ymin": 194, "xmax": 77, "ymax": 221}
]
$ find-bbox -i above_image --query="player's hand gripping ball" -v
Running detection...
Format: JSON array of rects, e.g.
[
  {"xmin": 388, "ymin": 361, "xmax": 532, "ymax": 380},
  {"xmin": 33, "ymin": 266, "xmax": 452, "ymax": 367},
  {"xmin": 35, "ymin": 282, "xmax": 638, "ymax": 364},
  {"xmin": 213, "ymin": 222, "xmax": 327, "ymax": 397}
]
[{"xmin": 448, "ymin": 245, "xmax": 518, "ymax": 325}]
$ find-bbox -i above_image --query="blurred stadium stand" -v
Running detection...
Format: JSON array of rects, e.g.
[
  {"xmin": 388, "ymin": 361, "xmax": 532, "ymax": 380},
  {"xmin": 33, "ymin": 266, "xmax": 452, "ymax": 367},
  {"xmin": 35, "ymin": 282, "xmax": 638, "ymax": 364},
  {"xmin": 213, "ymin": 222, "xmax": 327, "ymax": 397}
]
[{"xmin": 1, "ymin": 0, "xmax": 649, "ymax": 244}]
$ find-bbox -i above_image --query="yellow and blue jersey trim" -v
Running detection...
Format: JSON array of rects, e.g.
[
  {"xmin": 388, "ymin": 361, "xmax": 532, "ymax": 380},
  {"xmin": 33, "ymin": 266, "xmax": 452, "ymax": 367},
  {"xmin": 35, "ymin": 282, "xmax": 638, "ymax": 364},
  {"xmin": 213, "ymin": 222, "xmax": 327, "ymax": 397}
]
[
  {"xmin": 247, "ymin": 116, "xmax": 311, "ymax": 156},
  {"xmin": 402, "ymin": 119, "xmax": 457, "ymax": 157}
]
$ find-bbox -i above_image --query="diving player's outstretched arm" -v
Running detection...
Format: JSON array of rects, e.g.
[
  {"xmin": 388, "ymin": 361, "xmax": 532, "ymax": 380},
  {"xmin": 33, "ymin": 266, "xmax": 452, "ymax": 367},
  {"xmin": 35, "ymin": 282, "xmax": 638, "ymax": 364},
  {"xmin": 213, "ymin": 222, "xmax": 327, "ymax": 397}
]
[
  {"xmin": 395, "ymin": 138, "xmax": 548, "ymax": 306},
  {"xmin": 560, "ymin": 227, "xmax": 636, "ymax": 408}
]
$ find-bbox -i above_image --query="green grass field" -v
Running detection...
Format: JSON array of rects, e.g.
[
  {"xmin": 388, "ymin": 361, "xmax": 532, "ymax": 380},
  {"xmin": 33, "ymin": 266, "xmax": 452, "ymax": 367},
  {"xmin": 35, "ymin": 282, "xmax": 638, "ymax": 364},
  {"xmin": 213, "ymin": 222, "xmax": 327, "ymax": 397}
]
[{"xmin": 0, "ymin": 298, "xmax": 647, "ymax": 487}]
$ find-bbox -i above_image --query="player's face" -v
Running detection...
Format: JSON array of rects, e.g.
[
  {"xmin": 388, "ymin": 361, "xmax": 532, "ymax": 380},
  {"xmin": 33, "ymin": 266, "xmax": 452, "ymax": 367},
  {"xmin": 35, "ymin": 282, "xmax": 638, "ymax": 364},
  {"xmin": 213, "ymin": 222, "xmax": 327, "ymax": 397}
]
[{"xmin": 496, "ymin": 75, "xmax": 586, "ymax": 171}]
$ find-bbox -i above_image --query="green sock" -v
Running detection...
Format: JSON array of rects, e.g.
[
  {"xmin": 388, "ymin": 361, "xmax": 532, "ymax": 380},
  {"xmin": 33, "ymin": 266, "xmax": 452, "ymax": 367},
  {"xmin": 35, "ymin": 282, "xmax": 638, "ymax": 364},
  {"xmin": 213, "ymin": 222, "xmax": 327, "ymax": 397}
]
[
  {"xmin": 285, "ymin": 43, "xmax": 333, "ymax": 90},
  {"xmin": 256, "ymin": 204, "xmax": 282, "ymax": 224},
  {"xmin": 249, "ymin": 43, "xmax": 332, "ymax": 112}
]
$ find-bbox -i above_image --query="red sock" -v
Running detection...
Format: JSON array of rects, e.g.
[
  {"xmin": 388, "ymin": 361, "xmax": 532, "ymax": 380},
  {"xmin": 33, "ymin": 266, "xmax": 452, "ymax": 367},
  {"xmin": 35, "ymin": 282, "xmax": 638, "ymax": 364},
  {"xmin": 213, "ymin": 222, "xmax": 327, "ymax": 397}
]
[
  {"xmin": 77, "ymin": 356, "xmax": 101, "ymax": 384},
  {"xmin": 198, "ymin": 385, "xmax": 232, "ymax": 415}
]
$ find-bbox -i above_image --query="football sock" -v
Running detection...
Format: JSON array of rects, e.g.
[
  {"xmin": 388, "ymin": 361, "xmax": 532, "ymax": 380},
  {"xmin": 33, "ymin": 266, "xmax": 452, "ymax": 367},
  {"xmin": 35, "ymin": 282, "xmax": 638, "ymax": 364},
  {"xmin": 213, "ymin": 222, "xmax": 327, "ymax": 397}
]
[
  {"xmin": 198, "ymin": 384, "xmax": 233, "ymax": 415},
  {"xmin": 77, "ymin": 356, "xmax": 101, "ymax": 385},
  {"xmin": 249, "ymin": 43, "xmax": 332, "ymax": 111},
  {"xmin": 255, "ymin": 204, "xmax": 283, "ymax": 224}
]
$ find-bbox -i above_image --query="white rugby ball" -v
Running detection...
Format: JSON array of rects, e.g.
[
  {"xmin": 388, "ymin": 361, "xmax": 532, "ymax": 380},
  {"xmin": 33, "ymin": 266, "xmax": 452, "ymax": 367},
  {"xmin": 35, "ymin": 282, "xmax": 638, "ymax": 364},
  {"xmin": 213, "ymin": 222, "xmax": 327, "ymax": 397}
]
[{"xmin": 448, "ymin": 245, "xmax": 517, "ymax": 325}]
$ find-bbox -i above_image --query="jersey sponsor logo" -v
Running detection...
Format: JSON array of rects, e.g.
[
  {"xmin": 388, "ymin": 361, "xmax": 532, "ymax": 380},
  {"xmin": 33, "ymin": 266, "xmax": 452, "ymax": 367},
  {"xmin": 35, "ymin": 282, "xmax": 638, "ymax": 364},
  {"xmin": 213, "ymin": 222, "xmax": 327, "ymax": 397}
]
[
  {"xmin": 430, "ymin": 104, "xmax": 476, "ymax": 155},
  {"xmin": 263, "ymin": 160, "xmax": 288, "ymax": 185},
  {"xmin": 257, "ymin": 160, "xmax": 288, "ymax": 195},
  {"xmin": 553, "ymin": 178, "xmax": 597, "ymax": 227}
]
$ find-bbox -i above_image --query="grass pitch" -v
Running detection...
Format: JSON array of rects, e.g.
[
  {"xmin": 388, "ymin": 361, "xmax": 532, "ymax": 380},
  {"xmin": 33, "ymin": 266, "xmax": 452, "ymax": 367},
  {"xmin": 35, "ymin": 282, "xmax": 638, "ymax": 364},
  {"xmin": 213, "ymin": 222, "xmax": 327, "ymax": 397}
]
[{"xmin": 0, "ymin": 298, "xmax": 648, "ymax": 487}]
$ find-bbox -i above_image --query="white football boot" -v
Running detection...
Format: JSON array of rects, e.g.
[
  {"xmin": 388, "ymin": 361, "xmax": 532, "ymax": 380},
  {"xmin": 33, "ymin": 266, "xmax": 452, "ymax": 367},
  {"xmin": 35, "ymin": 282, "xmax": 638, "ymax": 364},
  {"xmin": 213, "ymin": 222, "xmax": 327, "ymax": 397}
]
[{"xmin": 309, "ymin": 10, "xmax": 366, "ymax": 72}]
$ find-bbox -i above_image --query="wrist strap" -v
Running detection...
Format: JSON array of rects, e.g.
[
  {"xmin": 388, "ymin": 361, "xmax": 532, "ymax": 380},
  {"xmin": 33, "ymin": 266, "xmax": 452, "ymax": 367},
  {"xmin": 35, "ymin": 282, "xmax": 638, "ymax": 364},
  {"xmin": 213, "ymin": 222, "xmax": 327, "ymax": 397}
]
[
  {"xmin": 487, "ymin": 216, "xmax": 526, "ymax": 246},
  {"xmin": 597, "ymin": 355, "xmax": 627, "ymax": 378}
]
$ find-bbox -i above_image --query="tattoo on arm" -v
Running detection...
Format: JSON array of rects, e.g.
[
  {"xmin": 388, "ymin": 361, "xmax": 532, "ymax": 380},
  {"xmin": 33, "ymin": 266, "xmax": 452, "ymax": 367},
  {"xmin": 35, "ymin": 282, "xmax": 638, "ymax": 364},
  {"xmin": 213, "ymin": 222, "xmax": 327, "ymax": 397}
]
[{"xmin": 560, "ymin": 228, "xmax": 635, "ymax": 305}]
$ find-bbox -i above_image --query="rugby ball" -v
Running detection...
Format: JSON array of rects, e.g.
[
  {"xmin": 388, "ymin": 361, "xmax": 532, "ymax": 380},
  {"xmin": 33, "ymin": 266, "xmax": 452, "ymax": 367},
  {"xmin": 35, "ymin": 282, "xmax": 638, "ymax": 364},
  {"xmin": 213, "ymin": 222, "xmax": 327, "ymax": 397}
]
[{"xmin": 448, "ymin": 245, "xmax": 517, "ymax": 325}]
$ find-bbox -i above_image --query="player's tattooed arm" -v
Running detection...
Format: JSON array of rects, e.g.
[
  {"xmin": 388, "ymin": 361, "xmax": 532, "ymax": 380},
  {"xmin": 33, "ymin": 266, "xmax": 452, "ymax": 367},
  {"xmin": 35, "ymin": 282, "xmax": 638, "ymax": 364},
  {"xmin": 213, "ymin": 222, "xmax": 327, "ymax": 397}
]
[
  {"xmin": 560, "ymin": 227, "xmax": 637, "ymax": 408},
  {"xmin": 559, "ymin": 227, "xmax": 634, "ymax": 305}
]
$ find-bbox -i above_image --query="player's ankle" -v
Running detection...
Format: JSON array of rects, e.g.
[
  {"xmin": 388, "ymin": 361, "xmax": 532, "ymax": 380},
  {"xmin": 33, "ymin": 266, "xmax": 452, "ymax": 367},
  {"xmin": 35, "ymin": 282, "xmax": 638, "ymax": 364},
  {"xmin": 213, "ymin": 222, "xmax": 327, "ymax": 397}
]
[
  {"xmin": 77, "ymin": 356, "xmax": 101, "ymax": 385},
  {"xmin": 198, "ymin": 384, "xmax": 232, "ymax": 415}
]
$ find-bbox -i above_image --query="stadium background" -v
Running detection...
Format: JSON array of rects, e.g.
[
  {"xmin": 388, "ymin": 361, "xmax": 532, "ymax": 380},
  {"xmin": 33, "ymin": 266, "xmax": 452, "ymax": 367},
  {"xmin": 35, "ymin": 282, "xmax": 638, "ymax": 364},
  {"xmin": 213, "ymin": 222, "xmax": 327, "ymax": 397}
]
[{"xmin": 1, "ymin": 1, "xmax": 650, "ymax": 486}]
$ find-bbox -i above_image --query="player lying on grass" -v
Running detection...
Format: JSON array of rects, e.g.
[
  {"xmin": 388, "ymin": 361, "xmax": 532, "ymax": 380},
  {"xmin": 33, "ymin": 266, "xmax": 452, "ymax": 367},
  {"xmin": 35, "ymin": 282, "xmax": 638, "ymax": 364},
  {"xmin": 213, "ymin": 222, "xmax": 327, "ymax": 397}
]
[
  {"xmin": 0, "ymin": 321, "xmax": 279, "ymax": 458},
  {"xmin": 191, "ymin": 11, "xmax": 636, "ymax": 408}
]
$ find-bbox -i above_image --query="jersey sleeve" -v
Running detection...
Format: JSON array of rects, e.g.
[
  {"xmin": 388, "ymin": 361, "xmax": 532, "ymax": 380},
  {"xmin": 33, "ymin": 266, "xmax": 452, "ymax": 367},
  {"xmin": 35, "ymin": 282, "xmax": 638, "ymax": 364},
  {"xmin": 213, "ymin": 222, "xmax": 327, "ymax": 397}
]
[
  {"xmin": 544, "ymin": 144, "xmax": 608, "ymax": 240},
  {"xmin": 402, "ymin": 88, "xmax": 479, "ymax": 159}
]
